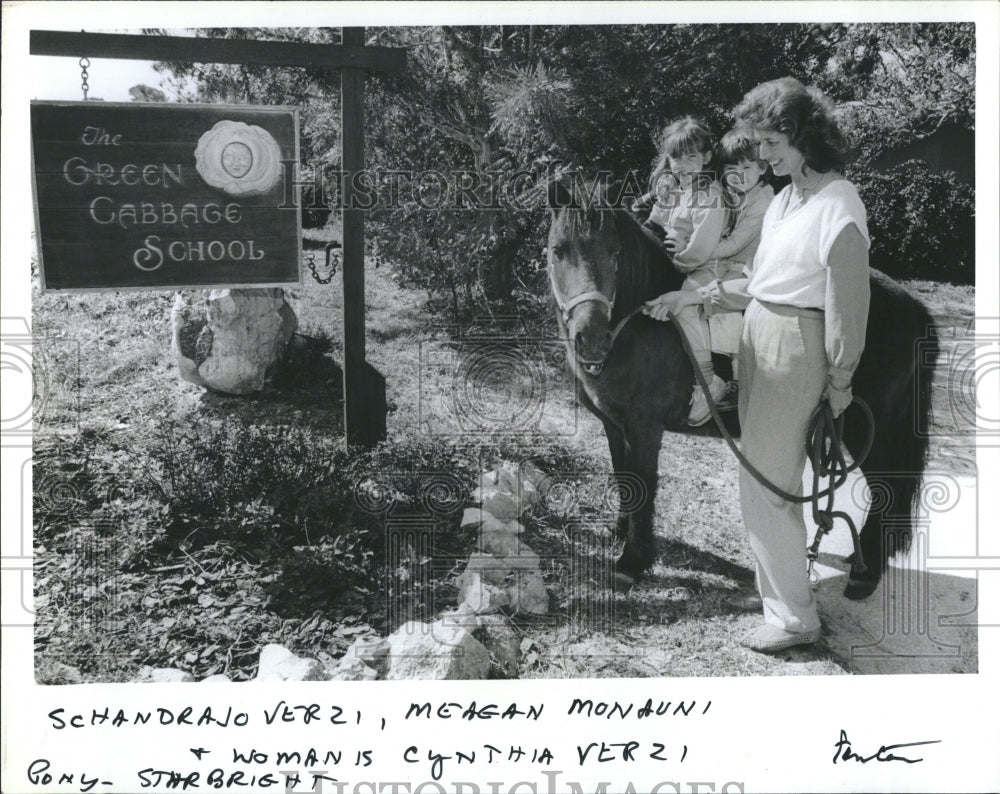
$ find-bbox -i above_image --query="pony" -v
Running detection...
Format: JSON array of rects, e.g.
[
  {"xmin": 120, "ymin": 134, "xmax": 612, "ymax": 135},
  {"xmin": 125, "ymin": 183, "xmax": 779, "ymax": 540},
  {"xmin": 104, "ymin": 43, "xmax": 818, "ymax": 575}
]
[{"xmin": 546, "ymin": 178, "xmax": 937, "ymax": 599}]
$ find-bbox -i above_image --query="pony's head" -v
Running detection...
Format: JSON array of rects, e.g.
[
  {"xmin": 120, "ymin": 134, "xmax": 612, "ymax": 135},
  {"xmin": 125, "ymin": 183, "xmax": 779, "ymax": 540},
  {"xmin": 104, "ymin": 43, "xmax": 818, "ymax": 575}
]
[{"xmin": 547, "ymin": 180, "xmax": 622, "ymax": 376}]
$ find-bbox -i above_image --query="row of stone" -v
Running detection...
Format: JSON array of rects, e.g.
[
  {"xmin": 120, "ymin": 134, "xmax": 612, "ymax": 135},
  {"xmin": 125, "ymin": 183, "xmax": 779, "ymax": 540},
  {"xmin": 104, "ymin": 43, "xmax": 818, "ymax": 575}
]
[
  {"xmin": 132, "ymin": 460, "xmax": 549, "ymax": 683},
  {"xmin": 135, "ymin": 607, "xmax": 521, "ymax": 682},
  {"xmin": 457, "ymin": 460, "xmax": 548, "ymax": 616}
]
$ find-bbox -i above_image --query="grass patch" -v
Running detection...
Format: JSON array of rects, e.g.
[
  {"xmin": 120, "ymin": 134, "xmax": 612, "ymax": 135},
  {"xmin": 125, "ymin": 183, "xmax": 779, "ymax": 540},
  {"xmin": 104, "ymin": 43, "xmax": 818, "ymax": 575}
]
[{"xmin": 31, "ymin": 261, "xmax": 975, "ymax": 682}]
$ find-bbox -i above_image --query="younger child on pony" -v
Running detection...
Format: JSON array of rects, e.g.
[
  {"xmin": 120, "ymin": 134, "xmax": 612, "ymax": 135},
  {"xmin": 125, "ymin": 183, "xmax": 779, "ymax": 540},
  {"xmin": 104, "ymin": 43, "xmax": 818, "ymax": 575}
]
[{"xmin": 645, "ymin": 129, "xmax": 775, "ymax": 426}]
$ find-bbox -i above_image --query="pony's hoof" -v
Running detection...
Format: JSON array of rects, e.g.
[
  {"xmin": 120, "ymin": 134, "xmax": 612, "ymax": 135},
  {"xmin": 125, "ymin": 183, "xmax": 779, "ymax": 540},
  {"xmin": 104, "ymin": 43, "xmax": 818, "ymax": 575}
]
[{"xmin": 843, "ymin": 577, "xmax": 879, "ymax": 600}]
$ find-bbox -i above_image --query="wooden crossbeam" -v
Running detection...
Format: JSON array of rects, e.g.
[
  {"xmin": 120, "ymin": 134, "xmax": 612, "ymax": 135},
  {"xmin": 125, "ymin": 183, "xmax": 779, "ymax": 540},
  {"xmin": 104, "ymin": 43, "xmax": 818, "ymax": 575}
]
[{"xmin": 30, "ymin": 30, "xmax": 406, "ymax": 73}]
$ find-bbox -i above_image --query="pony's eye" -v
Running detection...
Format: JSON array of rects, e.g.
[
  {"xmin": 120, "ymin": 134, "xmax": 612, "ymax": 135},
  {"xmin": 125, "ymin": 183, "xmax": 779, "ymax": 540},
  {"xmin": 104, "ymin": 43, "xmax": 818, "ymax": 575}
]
[{"xmin": 552, "ymin": 243, "xmax": 570, "ymax": 259}]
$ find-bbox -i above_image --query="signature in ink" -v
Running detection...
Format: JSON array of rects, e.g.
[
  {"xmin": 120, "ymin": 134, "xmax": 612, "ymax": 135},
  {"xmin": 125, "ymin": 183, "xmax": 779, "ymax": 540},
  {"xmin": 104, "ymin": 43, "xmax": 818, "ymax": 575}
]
[{"xmin": 833, "ymin": 729, "xmax": 940, "ymax": 764}]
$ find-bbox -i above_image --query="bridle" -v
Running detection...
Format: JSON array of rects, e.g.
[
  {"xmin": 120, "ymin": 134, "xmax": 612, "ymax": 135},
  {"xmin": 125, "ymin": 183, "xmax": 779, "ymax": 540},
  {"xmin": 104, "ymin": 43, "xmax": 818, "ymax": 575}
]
[
  {"xmin": 547, "ymin": 261, "xmax": 616, "ymax": 328},
  {"xmin": 548, "ymin": 253, "xmax": 644, "ymax": 375}
]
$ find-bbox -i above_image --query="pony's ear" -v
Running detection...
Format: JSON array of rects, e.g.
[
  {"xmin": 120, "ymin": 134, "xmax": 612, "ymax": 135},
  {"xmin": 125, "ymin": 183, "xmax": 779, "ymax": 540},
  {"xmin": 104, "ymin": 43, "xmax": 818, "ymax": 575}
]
[{"xmin": 548, "ymin": 176, "xmax": 574, "ymax": 211}]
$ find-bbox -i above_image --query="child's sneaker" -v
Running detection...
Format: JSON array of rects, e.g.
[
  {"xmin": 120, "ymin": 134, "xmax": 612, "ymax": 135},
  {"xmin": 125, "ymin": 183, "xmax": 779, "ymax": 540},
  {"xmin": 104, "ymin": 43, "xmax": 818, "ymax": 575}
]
[
  {"xmin": 688, "ymin": 374, "xmax": 728, "ymax": 426},
  {"xmin": 716, "ymin": 380, "xmax": 739, "ymax": 411}
]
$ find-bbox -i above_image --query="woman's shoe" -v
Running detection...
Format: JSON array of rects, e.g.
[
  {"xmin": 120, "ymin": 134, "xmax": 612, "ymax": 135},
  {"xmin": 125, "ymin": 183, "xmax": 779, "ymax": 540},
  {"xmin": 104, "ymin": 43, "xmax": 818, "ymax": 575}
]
[{"xmin": 740, "ymin": 624, "xmax": 821, "ymax": 653}]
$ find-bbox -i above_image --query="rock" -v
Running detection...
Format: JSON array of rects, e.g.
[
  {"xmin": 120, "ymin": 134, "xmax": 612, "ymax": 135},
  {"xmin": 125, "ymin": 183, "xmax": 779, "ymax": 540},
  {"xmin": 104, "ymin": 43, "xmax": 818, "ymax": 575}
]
[
  {"xmin": 460, "ymin": 507, "xmax": 506, "ymax": 532},
  {"xmin": 518, "ymin": 478, "xmax": 539, "ymax": 508},
  {"xmin": 478, "ymin": 530, "xmax": 525, "ymax": 556},
  {"xmin": 472, "ymin": 614, "xmax": 520, "ymax": 679},
  {"xmin": 463, "ymin": 553, "xmax": 511, "ymax": 585},
  {"xmin": 481, "ymin": 462, "xmax": 540, "ymax": 508},
  {"xmin": 458, "ymin": 569, "xmax": 512, "ymax": 614},
  {"xmin": 508, "ymin": 569, "xmax": 549, "ymax": 615},
  {"xmin": 40, "ymin": 662, "xmax": 84, "ymax": 685},
  {"xmin": 171, "ymin": 294, "xmax": 212, "ymax": 383},
  {"xmin": 171, "ymin": 288, "xmax": 297, "ymax": 395},
  {"xmin": 200, "ymin": 673, "xmax": 231, "ymax": 683},
  {"xmin": 519, "ymin": 460, "xmax": 548, "ymax": 492},
  {"xmin": 504, "ymin": 545, "xmax": 541, "ymax": 570},
  {"xmin": 135, "ymin": 666, "xmax": 195, "ymax": 683},
  {"xmin": 341, "ymin": 635, "xmax": 390, "ymax": 678},
  {"xmin": 504, "ymin": 519, "xmax": 526, "ymax": 535},
  {"xmin": 438, "ymin": 602, "xmax": 479, "ymax": 630},
  {"xmin": 473, "ymin": 486, "xmax": 522, "ymax": 521},
  {"xmin": 255, "ymin": 644, "xmax": 325, "ymax": 682},
  {"xmin": 328, "ymin": 655, "xmax": 379, "ymax": 681},
  {"xmin": 459, "ymin": 555, "xmax": 513, "ymax": 614},
  {"xmin": 385, "ymin": 620, "xmax": 491, "ymax": 680},
  {"xmin": 479, "ymin": 464, "xmax": 520, "ymax": 496}
]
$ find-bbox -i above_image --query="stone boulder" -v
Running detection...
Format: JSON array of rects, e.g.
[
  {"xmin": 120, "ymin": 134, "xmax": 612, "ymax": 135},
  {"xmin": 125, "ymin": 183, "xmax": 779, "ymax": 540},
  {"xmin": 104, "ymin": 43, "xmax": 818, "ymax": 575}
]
[
  {"xmin": 508, "ymin": 569, "xmax": 549, "ymax": 615},
  {"xmin": 339, "ymin": 635, "xmax": 390, "ymax": 679},
  {"xmin": 135, "ymin": 666, "xmax": 195, "ymax": 683},
  {"xmin": 471, "ymin": 614, "xmax": 521, "ymax": 679},
  {"xmin": 458, "ymin": 553, "xmax": 513, "ymax": 613},
  {"xmin": 40, "ymin": 662, "xmax": 84, "ymax": 685},
  {"xmin": 255, "ymin": 643, "xmax": 325, "ymax": 682},
  {"xmin": 172, "ymin": 288, "xmax": 296, "ymax": 395},
  {"xmin": 478, "ymin": 529, "xmax": 526, "ymax": 556},
  {"xmin": 472, "ymin": 485, "xmax": 522, "ymax": 522},
  {"xmin": 460, "ymin": 507, "xmax": 508, "ymax": 533},
  {"xmin": 327, "ymin": 655, "xmax": 379, "ymax": 681},
  {"xmin": 385, "ymin": 619, "xmax": 491, "ymax": 680}
]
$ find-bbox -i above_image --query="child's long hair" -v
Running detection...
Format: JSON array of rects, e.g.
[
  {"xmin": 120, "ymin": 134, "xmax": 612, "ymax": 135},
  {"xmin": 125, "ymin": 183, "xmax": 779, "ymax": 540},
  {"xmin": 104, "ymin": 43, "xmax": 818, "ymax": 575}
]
[
  {"xmin": 650, "ymin": 116, "xmax": 718, "ymax": 195},
  {"xmin": 717, "ymin": 128, "xmax": 770, "ymax": 235}
]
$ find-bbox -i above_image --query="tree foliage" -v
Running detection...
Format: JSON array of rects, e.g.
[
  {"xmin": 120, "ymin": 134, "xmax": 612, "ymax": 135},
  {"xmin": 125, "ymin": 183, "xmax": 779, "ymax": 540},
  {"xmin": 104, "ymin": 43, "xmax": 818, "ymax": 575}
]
[
  {"xmin": 149, "ymin": 24, "xmax": 975, "ymax": 317},
  {"xmin": 818, "ymin": 23, "xmax": 974, "ymax": 163},
  {"xmin": 128, "ymin": 84, "xmax": 168, "ymax": 103}
]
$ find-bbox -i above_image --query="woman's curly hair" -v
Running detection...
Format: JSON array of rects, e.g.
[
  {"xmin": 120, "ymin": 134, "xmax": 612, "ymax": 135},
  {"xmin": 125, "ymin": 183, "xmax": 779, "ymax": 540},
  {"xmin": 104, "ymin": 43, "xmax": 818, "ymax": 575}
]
[{"xmin": 733, "ymin": 77, "xmax": 851, "ymax": 174}]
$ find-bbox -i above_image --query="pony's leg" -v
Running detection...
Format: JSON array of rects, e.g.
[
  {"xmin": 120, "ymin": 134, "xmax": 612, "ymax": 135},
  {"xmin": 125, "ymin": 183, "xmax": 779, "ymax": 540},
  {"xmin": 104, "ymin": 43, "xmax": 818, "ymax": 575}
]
[
  {"xmin": 615, "ymin": 415, "xmax": 664, "ymax": 580},
  {"xmin": 577, "ymin": 389, "xmax": 631, "ymax": 544},
  {"xmin": 603, "ymin": 420, "xmax": 632, "ymax": 543}
]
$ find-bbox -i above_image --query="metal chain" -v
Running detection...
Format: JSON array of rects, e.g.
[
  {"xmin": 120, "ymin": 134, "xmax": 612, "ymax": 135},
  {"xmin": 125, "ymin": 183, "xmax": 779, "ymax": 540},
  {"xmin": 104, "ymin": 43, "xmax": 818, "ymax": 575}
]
[
  {"xmin": 304, "ymin": 250, "xmax": 338, "ymax": 284},
  {"xmin": 79, "ymin": 57, "xmax": 91, "ymax": 101}
]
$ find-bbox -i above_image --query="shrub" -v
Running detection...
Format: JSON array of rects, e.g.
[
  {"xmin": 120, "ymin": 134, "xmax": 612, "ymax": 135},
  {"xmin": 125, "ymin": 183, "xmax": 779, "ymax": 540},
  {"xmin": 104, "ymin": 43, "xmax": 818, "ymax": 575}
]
[{"xmin": 848, "ymin": 160, "xmax": 975, "ymax": 284}]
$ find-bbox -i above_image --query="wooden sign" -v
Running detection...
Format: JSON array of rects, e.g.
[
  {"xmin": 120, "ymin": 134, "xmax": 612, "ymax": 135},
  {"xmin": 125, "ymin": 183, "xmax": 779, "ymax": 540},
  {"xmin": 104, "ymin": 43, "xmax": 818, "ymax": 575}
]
[{"xmin": 31, "ymin": 101, "xmax": 301, "ymax": 292}]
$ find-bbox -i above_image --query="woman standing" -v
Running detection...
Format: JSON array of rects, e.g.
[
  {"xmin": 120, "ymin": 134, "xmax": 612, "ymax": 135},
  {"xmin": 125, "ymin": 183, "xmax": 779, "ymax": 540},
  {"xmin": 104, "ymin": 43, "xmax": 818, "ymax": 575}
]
[{"xmin": 732, "ymin": 77, "xmax": 871, "ymax": 653}]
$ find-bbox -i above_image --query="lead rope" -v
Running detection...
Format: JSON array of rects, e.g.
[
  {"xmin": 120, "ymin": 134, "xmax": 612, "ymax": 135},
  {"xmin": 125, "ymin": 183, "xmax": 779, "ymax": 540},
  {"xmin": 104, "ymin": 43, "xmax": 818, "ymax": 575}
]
[
  {"xmin": 665, "ymin": 308, "xmax": 873, "ymax": 584},
  {"xmin": 604, "ymin": 304, "xmax": 873, "ymax": 582}
]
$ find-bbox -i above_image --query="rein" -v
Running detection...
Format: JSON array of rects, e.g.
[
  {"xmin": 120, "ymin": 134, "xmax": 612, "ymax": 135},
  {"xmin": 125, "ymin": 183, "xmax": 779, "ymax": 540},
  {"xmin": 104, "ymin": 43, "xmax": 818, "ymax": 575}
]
[
  {"xmin": 666, "ymin": 307, "xmax": 875, "ymax": 583},
  {"xmin": 556, "ymin": 285, "xmax": 875, "ymax": 580},
  {"xmin": 548, "ymin": 204, "xmax": 874, "ymax": 583}
]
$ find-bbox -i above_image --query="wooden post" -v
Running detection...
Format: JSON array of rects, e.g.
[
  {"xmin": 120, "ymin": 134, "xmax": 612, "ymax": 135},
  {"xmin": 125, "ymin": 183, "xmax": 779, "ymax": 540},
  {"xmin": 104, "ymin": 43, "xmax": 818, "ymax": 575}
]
[{"xmin": 341, "ymin": 27, "xmax": 386, "ymax": 448}]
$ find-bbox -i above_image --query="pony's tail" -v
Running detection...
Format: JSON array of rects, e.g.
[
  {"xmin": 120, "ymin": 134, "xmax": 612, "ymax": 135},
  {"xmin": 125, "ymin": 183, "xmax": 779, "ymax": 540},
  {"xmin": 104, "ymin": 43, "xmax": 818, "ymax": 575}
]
[{"xmin": 888, "ymin": 306, "xmax": 938, "ymax": 554}]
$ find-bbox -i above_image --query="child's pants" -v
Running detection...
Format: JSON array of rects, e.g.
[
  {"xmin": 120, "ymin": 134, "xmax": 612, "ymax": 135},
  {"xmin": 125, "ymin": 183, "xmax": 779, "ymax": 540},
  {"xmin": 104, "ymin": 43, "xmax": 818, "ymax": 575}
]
[
  {"xmin": 737, "ymin": 299, "xmax": 825, "ymax": 633},
  {"xmin": 674, "ymin": 264, "xmax": 744, "ymax": 371}
]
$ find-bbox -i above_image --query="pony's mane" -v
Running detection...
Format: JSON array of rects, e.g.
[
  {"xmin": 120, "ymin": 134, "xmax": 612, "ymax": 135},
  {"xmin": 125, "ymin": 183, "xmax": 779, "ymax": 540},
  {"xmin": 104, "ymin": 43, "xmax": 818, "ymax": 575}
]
[{"xmin": 613, "ymin": 209, "xmax": 684, "ymax": 318}]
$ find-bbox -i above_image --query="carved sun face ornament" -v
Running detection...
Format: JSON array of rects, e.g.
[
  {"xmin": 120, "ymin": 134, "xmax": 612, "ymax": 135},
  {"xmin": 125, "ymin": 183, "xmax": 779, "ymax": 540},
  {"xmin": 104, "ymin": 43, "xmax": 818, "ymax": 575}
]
[{"xmin": 195, "ymin": 120, "xmax": 282, "ymax": 196}]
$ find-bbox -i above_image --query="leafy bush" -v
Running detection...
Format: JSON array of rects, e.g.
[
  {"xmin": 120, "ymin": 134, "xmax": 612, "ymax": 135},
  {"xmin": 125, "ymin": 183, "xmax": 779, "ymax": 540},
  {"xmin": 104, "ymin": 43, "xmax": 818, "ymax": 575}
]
[{"xmin": 848, "ymin": 160, "xmax": 975, "ymax": 284}]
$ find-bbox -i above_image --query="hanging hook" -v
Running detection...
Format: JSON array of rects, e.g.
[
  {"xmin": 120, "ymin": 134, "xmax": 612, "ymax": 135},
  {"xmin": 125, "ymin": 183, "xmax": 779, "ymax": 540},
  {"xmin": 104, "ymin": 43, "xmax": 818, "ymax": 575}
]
[{"xmin": 79, "ymin": 56, "xmax": 91, "ymax": 101}]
